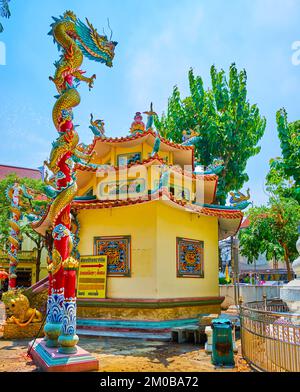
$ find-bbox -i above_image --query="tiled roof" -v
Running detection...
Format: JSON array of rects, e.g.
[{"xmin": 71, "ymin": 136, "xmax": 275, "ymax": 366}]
[
  {"xmin": 240, "ymin": 217, "xmax": 250, "ymax": 229},
  {"xmin": 75, "ymin": 155, "xmax": 218, "ymax": 181},
  {"xmin": 75, "ymin": 155, "xmax": 166, "ymax": 172},
  {"xmin": 32, "ymin": 188, "xmax": 242, "ymax": 239},
  {"xmin": 71, "ymin": 188, "xmax": 243, "ymax": 220},
  {"xmin": 87, "ymin": 129, "xmax": 194, "ymax": 154},
  {"xmin": 0, "ymin": 164, "xmax": 41, "ymax": 180}
]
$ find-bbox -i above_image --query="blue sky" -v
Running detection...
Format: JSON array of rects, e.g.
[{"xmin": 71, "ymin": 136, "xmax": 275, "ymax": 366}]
[{"xmin": 0, "ymin": 0, "xmax": 299, "ymax": 206}]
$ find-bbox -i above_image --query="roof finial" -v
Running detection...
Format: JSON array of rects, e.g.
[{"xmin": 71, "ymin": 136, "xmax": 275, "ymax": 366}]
[
  {"xmin": 130, "ymin": 112, "xmax": 146, "ymax": 135},
  {"xmin": 143, "ymin": 102, "xmax": 157, "ymax": 131}
]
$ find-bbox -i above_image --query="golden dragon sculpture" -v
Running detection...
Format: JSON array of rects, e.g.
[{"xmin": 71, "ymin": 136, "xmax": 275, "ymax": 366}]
[{"xmin": 42, "ymin": 10, "xmax": 117, "ymax": 351}]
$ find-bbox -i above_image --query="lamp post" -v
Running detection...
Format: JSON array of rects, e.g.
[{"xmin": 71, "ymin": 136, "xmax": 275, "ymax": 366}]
[{"xmin": 232, "ymin": 236, "xmax": 240, "ymax": 306}]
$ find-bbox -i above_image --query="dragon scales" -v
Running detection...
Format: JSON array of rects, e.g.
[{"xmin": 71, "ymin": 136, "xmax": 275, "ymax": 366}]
[{"xmin": 44, "ymin": 11, "xmax": 117, "ymax": 352}]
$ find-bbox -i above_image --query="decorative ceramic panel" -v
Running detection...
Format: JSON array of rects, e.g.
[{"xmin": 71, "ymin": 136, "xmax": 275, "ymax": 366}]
[
  {"xmin": 94, "ymin": 236, "xmax": 131, "ymax": 276},
  {"xmin": 176, "ymin": 237, "xmax": 204, "ymax": 278}
]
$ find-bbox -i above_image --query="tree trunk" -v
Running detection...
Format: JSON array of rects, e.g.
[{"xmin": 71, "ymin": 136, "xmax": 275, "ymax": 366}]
[
  {"xmin": 282, "ymin": 243, "xmax": 293, "ymax": 282},
  {"xmin": 36, "ymin": 247, "xmax": 42, "ymax": 282}
]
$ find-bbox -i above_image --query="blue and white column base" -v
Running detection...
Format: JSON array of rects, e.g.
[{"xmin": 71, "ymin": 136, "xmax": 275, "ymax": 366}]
[
  {"xmin": 58, "ymin": 299, "xmax": 79, "ymax": 354},
  {"xmin": 44, "ymin": 293, "xmax": 64, "ymax": 348}
]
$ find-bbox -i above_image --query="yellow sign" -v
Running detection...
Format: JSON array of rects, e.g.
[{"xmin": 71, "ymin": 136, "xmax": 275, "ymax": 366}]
[{"xmin": 77, "ymin": 255, "xmax": 107, "ymax": 299}]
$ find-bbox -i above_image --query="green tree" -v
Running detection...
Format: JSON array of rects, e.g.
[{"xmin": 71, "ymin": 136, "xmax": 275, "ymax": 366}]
[
  {"xmin": 155, "ymin": 63, "xmax": 266, "ymax": 204},
  {"xmin": 271, "ymin": 109, "xmax": 300, "ymax": 202},
  {"xmin": 266, "ymin": 157, "xmax": 297, "ymax": 200},
  {"xmin": 239, "ymin": 198, "xmax": 300, "ymax": 281},
  {"xmin": 0, "ymin": 173, "xmax": 46, "ymax": 282}
]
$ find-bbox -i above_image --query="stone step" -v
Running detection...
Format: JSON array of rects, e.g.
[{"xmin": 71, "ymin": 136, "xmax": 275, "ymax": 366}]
[
  {"xmin": 77, "ymin": 328, "xmax": 171, "ymax": 341},
  {"xmin": 77, "ymin": 317, "xmax": 199, "ymax": 330}
]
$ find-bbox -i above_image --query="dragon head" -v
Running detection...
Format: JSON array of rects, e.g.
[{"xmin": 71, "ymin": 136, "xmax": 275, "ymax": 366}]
[
  {"xmin": 49, "ymin": 11, "xmax": 118, "ymax": 67},
  {"xmin": 75, "ymin": 17, "xmax": 118, "ymax": 67}
]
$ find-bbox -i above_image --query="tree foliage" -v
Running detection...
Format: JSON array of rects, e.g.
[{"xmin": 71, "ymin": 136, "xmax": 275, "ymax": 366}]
[
  {"xmin": 267, "ymin": 109, "xmax": 300, "ymax": 202},
  {"xmin": 155, "ymin": 63, "xmax": 266, "ymax": 204},
  {"xmin": 266, "ymin": 157, "xmax": 297, "ymax": 200},
  {"xmin": 239, "ymin": 198, "xmax": 300, "ymax": 281},
  {"xmin": 0, "ymin": 173, "xmax": 45, "ymax": 281},
  {"xmin": 239, "ymin": 106, "xmax": 300, "ymax": 282}
]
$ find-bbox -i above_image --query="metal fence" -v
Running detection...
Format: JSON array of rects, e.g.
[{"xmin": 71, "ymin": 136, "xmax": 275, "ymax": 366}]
[{"xmin": 240, "ymin": 299, "xmax": 300, "ymax": 372}]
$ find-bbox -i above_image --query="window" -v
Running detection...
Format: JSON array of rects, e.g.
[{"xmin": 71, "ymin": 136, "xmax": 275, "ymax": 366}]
[{"xmin": 117, "ymin": 152, "xmax": 141, "ymax": 166}]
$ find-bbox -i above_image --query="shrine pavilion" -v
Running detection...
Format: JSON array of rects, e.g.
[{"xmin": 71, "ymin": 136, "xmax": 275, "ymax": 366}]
[{"xmin": 33, "ymin": 111, "xmax": 243, "ymax": 338}]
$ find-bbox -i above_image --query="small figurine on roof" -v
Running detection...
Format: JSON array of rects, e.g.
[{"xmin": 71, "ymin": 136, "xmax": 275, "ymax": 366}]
[
  {"xmin": 130, "ymin": 112, "xmax": 146, "ymax": 135},
  {"xmin": 182, "ymin": 130, "xmax": 189, "ymax": 143},
  {"xmin": 181, "ymin": 128, "xmax": 200, "ymax": 146},
  {"xmin": 229, "ymin": 188, "xmax": 251, "ymax": 210},
  {"xmin": 89, "ymin": 113, "xmax": 105, "ymax": 137},
  {"xmin": 205, "ymin": 158, "xmax": 225, "ymax": 175},
  {"xmin": 143, "ymin": 102, "xmax": 157, "ymax": 131}
]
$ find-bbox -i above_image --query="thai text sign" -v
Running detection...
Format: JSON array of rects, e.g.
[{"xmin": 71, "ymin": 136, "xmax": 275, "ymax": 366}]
[{"xmin": 77, "ymin": 255, "xmax": 107, "ymax": 299}]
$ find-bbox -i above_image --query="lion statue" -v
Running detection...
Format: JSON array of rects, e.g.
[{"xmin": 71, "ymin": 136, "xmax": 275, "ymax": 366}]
[{"xmin": 4, "ymin": 292, "xmax": 42, "ymax": 327}]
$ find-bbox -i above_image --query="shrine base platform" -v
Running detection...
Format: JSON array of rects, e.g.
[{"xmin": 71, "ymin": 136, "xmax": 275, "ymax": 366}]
[
  {"xmin": 28, "ymin": 338, "xmax": 99, "ymax": 372},
  {"xmin": 75, "ymin": 296, "xmax": 224, "ymax": 339}
]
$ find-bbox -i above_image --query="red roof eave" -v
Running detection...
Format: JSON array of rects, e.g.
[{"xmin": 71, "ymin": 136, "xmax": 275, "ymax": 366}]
[
  {"xmin": 71, "ymin": 189, "xmax": 243, "ymax": 221},
  {"xmin": 76, "ymin": 155, "xmax": 218, "ymax": 182}
]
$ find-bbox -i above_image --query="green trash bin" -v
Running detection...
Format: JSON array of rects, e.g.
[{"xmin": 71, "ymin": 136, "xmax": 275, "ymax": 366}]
[{"xmin": 211, "ymin": 318, "xmax": 235, "ymax": 367}]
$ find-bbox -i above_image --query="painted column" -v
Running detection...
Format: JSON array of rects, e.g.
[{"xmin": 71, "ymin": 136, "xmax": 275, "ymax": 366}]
[
  {"xmin": 44, "ymin": 230, "xmax": 53, "ymax": 329},
  {"xmin": 57, "ymin": 210, "xmax": 80, "ymax": 352},
  {"xmin": 7, "ymin": 183, "xmax": 22, "ymax": 290},
  {"xmin": 55, "ymin": 154, "xmax": 79, "ymax": 353},
  {"xmin": 44, "ymin": 267, "xmax": 64, "ymax": 347},
  {"xmin": 58, "ymin": 267, "xmax": 78, "ymax": 353},
  {"xmin": 44, "ymin": 153, "xmax": 73, "ymax": 348},
  {"xmin": 44, "ymin": 11, "xmax": 117, "ymax": 355}
]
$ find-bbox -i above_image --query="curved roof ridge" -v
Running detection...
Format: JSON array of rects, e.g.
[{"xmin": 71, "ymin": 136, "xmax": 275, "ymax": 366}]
[{"xmin": 87, "ymin": 129, "xmax": 194, "ymax": 154}]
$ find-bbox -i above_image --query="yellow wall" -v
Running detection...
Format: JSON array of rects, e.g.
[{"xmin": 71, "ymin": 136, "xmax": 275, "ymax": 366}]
[
  {"xmin": 77, "ymin": 201, "xmax": 219, "ymax": 299},
  {"xmin": 156, "ymin": 202, "xmax": 219, "ymax": 298},
  {"xmin": 21, "ymin": 236, "xmax": 48, "ymax": 282},
  {"xmin": 0, "ymin": 234, "xmax": 48, "ymax": 285},
  {"xmin": 78, "ymin": 203, "xmax": 157, "ymax": 298}
]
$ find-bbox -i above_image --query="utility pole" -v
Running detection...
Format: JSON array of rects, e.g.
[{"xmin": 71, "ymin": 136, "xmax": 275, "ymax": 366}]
[{"xmin": 231, "ymin": 236, "xmax": 240, "ymax": 306}]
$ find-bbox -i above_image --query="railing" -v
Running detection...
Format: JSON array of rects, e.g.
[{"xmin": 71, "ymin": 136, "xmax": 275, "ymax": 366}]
[{"xmin": 240, "ymin": 299, "xmax": 300, "ymax": 372}]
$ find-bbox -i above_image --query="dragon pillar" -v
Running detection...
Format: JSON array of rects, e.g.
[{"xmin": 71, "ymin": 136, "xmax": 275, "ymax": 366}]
[
  {"xmin": 43, "ymin": 11, "xmax": 117, "ymax": 353},
  {"xmin": 6, "ymin": 183, "xmax": 22, "ymax": 290}
]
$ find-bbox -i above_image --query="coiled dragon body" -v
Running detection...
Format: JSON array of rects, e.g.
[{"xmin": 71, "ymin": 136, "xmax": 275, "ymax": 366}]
[{"xmin": 45, "ymin": 10, "xmax": 117, "ymax": 276}]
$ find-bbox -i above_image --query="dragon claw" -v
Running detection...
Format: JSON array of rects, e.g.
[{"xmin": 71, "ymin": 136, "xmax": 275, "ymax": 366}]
[{"xmin": 88, "ymin": 74, "xmax": 96, "ymax": 90}]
